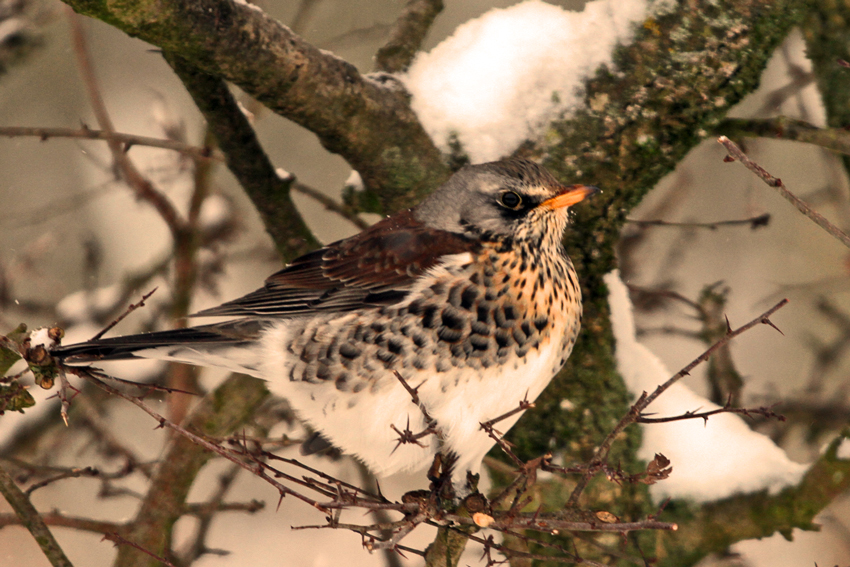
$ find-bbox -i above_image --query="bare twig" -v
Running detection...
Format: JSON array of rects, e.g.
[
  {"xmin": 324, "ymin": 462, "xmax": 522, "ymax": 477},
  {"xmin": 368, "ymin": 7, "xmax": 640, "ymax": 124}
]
[
  {"xmin": 0, "ymin": 126, "xmax": 220, "ymax": 161},
  {"xmin": 0, "ymin": 511, "xmax": 125, "ymax": 535},
  {"xmin": 480, "ymin": 398, "xmax": 534, "ymax": 466},
  {"xmin": 717, "ymin": 135, "xmax": 850, "ymax": 249},
  {"xmin": 718, "ymin": 116, "xmax": 850, "ymax": 156},
  {"xmin": 637, "ymin": 400, "xmax": 786, "ymax": 424},
  {"xmin": 392, "ymin": 370, "xmax": 442, "ymax": 446},
  {"xmin": 24, "ymin": 466, "xmax": 99, "ymax": 496},
  {"xmin": 625, "ymin": 213, "xmax": 770, "ymax": 230},
  {"xmin": 290, "ymin": 180, "xmax": 370, "ymax": 230}
]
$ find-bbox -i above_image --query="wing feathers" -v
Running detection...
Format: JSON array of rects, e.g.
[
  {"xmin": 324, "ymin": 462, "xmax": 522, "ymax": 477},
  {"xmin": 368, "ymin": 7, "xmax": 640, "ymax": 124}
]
[{"xmin": 195, "ymin": 210, "xmax": 475, "ymax": 318}]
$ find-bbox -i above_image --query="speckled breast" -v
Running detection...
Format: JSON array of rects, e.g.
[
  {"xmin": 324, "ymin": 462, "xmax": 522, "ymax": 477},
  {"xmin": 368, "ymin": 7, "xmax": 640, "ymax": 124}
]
[{"xmin": 282, "ymin": 239, "xmax": 582, "ymax": 396}]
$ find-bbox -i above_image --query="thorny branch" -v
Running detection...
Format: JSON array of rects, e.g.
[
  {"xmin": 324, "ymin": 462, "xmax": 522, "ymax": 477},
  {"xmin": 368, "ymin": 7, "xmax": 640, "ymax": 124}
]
[
  {"xmin": 45, "ymin": 361, "xmax": 678, "ymax": 563},
  {"xmin": 3, "ymin": 292, "xmax": 787, "ymax": 565},
  {"xmin": 637, "ymin": 396, "xmax": 786, "ymax": 425},
  {"xmin": 566, "ymin": 298, "xmax": 789, "ymax": 508}
]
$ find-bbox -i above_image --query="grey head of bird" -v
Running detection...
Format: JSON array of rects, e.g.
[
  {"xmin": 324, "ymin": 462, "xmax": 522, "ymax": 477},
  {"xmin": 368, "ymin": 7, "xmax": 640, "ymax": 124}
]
[{"xmin": 413, "ymin": 159, "xmax": 598, "ymax": 245}]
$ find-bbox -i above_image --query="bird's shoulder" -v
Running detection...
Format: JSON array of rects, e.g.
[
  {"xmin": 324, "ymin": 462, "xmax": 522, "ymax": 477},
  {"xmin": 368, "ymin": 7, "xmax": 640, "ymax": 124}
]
[
  {"xmin": 272, "ymin": 209, "xmax": 475, "ymax": 290},
  {"xmin": 195, "ymin": 209, "xmax": 477, "ymax": 318}
]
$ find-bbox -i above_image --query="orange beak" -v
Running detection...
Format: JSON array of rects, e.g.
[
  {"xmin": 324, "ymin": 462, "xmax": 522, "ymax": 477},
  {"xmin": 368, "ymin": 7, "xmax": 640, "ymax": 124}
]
[{"xmin": 541, "ymin": 185, "xmax": 600, "ymax": 210}]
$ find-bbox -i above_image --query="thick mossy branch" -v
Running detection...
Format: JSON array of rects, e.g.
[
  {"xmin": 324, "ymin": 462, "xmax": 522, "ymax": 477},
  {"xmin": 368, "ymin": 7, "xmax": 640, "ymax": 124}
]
[
  {"xmin": 114, "ymin": 374, "xmax": 269, "ymax": 567},
  {"xmin": 502, "ymin": 2, "xmax": 805, "ymax": 564},
  {"xmin": 62, "ymin": 0, "xmax": 450, "ymax": 213},
  {"xmin": 510, "ymin": 0, "xmax": 803, "ymax": 478},
  {"xmin": 803, "ymin": 0, "xmax": 850, "ymax": 173}
]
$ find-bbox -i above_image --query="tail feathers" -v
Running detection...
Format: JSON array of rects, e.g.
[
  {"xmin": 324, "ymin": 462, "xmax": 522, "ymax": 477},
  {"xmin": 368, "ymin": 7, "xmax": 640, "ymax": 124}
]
[{"xmin": 52, "ymin": 319, "xmax": 267, "ymax": 376}]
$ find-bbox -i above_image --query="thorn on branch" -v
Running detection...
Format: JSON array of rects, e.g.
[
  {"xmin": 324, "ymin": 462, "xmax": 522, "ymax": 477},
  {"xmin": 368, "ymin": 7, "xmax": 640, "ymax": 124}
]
[{"xmin": 761, "ymin": 316, "xmax": 784, "ymax": 335}]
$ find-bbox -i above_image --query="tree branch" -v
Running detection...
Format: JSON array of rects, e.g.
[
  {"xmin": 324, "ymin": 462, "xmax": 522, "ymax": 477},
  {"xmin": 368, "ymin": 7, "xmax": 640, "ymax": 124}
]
[
  {"xmin": 0, "ymin": 463, "xmax": 75, "ymax": 567},
  {"xmin": 374, "ymin": 0, "xmax": 443, "ymax": 73},
  {"xmin": 718, "ymin": 116, "xmax": 850, "ymax": 156},
  {"xmin": 718, "ymin": 135, "xmax": 850, "ymax": 249},
  {"xmin": 163, "ymin": 53, "xmax": 321, "ymax": 260},
  {"xmin": 98, "ymin": 372, "xmax": 269, "ymax": 567},
  {"xmin": 0, "ymin": 126, "xmax": 219, "ymax": 161},
  {"xmin": 61, "ymin": 0, "xmax": 450, "ymax": 213}
]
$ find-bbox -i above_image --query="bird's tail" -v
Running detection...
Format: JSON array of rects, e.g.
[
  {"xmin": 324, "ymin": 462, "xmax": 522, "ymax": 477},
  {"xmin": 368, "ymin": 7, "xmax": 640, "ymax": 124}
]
[{"xmin": 51, "ymin": 319, "xmax": 268, "ymax": 377}]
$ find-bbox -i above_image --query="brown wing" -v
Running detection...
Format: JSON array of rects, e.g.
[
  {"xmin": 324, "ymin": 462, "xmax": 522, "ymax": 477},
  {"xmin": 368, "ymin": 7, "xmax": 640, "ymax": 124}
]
[{"xmin": 195, "ymin": 210, "xmax": 476, "ymax": 318}]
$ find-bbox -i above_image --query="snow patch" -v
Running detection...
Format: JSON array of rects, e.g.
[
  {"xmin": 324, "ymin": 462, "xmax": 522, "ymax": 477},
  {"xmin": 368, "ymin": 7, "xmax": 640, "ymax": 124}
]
[
  {"xmin": 28, "ymin": 327, "xmax": 58, "ymax": 351},
  {"xmin": 198, "ymin": 194, "xmax": 232, "ymax": 231},
  {"xmin": 837, "ymin": 437, "xmax": 850, "ymax": 460},
  {"xmin": 344, "ymin": 170, "xmax": 364, "ymax": 192},
  {"xmin": 403, "ymin": 0, "xmax": 649, "ymax": 162}
]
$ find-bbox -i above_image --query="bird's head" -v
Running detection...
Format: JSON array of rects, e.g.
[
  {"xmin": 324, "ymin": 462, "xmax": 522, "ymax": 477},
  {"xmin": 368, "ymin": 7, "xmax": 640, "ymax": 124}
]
[{"xmin": 414, "ymin": 159, "xmax": 598, "ymax": 245}]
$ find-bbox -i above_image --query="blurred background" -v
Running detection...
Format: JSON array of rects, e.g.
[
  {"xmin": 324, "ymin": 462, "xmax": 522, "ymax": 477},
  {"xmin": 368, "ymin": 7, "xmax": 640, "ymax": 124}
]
[{"xmin": 0, "ymin": 0, "xmax": 848, "ymax": 566}]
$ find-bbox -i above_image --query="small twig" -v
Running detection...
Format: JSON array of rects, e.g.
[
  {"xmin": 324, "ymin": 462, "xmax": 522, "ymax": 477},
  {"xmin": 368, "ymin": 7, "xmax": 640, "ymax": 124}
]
[
  {"xmin": 717, "ymin": 136, "xmax": 850, "ymax": 249},
  {"xmin": 390, "ymin": 420, "xmax": 435, "ymax": 451},
  {"xmin": 0, "ymin": 511, "xmax": 125, "ymax": 535},
  {"xmin": 25, "ymin": 466, "xmax": 99, "ymax": 496},
  {"xmin": 102, "ymin": 532, "xmax": 177, "ymax": 567},
  {"xmin": 479, "ymin": 398, "xmax": 534, "ymax": 466},
  {"xmin": 717, "ymin": 116, "xmax": 850, "ymax": 156},
  {"xmin": 90, "ymin": 287, "xmax": 158, "ymax": 341},
  {"xmin": 0, "ymin": 126, "xmax": 220, "ymax": 162},
  {"xmin": 52, "ymin": 370, "xmax": 79, "ymax": 426},
  {"xmin": 392, "ymin": 370, "xmax": 442, "ymax": 444},
  {"xmin": 263, "ymin": 453, "xmax": 385, "ymax": 503},
  {"xmin": 290, "ymin": 180, "xmax": 370, "ymax": 230},
  {"xmin": 90, "ymin": 370, "xmax": 197, "ymax": 396},
  {"xmin": 625, "ymin": 214, "xmax": 770, "ymax": 230}
]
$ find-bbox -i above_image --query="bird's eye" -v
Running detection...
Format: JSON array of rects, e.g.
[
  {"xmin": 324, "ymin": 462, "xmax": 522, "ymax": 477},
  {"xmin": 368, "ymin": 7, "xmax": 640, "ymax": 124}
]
[{"xmin": 498, "ymin": 191, "xmax": 523, "ymax": 210}]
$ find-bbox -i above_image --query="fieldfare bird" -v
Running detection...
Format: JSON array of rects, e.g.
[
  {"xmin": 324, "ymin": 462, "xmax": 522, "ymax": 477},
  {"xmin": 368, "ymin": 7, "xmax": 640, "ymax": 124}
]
[{"xmin": 53, "ymin": 159, "xmax": 597, "ymax": 481}]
